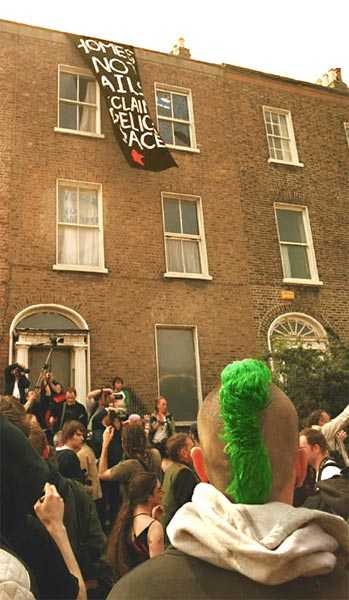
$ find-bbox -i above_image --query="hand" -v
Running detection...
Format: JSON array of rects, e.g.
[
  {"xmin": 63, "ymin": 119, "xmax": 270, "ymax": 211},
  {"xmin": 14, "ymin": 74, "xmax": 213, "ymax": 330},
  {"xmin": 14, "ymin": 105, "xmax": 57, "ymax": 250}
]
[
  {"xmin": 151, "ymin": 504, "xmax": 164, "ymax": 521},
  {"xmin": 102, "ymin": 425, "xmax": 114, "ymax": 447},
  {"xmin": 337, "ymin": 430, "xmax": 347, "ymax": 441},
  {"xmin": 102, "ymin": 388, "xmax": 113, "ymax": 394},
  {"xmin": 49, "ymin": 416, "xmax": 56, "ymax": 426},
  {"xmin": 34, "ymin": 483, "xmax": 64, "ymax": 530},
  {"xmin": 26, "ymin": 390, "xmax": 36, "ymax": 405}
]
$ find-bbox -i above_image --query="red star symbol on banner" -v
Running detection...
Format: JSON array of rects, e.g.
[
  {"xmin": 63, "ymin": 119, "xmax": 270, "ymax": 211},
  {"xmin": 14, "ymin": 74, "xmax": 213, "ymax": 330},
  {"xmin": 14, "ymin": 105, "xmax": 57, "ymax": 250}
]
[{"xmin": 131, "ymin": 149, "xmax": 145, "ymax": 166}]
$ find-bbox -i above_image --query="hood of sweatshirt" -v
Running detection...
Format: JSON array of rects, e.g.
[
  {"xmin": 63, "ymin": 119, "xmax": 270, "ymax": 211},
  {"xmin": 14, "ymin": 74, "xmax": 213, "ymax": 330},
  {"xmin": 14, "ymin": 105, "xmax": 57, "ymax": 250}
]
[{"xmin": 167, "ymin": 483, "xmax": 349, "ymax": 585}]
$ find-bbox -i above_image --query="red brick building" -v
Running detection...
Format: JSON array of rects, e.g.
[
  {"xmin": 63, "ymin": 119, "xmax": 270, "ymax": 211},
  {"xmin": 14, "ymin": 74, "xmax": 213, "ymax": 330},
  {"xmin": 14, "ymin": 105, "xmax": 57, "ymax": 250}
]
[{"xmin": 1, "ymin": 20, "xmax": 348, "ymax": 421}]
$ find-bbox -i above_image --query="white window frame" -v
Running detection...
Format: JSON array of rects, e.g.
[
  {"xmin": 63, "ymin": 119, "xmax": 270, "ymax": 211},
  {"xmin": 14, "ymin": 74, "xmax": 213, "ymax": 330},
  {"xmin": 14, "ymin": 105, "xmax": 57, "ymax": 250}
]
[
  {"xmin": 154, "ymin": 324, "xmax": 203, "ymax": 426},
  {"xmin": 53, "ymin": 179, "xmax": 108, "ymax": 273},
  {"xmin": 54, "ymin": 65, "xmax": 104, "ymax": 138},
  {"xmin": 154, "ymin": 83, "xmax": 199, "ymax": 153},
  {"xmin": 161, "ymin": 192, "xmax": 212, "ymax": 280},
  {"xmin": 267, "ymin": 312, "xmax": 328, "ymax": 352},
  {"xmin": 263, "ymin": 106, "xmax": 303, "ymax": 167},
  {"xmin": 344, "ymin": 122, "xmax": 349, "ymax": 148},
  {"xmin": 274, "ymin": 203, "xmax": 322, "ymax": 286}
]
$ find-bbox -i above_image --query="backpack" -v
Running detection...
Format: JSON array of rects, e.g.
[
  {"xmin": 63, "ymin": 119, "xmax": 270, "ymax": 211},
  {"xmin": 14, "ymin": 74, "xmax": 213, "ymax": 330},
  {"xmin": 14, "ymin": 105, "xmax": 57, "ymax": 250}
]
[
  {"xmin": 304, "ymin": 467, "xmax": 349, "ymax": 521},
  {"xmin": 318, "ymin": 458, "xmax": 341, "ymax": 481}
]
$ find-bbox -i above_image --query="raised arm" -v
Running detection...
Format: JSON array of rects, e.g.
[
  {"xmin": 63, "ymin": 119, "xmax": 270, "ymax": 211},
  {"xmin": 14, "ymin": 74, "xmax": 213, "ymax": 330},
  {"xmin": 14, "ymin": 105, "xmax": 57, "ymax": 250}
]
[
  {"xmin": 321, "ymin": 403, "xmax": 349, "ymax": 442},
  {"xmin": 98, "ymin": 426, "xmax": 130, "ymax": 482},
  {"xmin": 34, "ymin": 483, "xmax": 86, "ymax": 600}
]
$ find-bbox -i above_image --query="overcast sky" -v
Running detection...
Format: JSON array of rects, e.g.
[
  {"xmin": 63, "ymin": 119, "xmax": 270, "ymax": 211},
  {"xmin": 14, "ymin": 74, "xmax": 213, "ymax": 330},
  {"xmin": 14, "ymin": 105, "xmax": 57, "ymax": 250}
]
[{"xmin": 2, "ymin": 0, "xmax": 349, "ymax": 85}]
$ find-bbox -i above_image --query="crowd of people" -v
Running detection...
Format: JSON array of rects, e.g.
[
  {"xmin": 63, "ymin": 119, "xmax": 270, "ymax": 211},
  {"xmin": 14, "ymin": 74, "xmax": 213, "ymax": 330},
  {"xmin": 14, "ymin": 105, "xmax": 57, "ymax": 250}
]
[{"xmin": 0, "ymin": 359, "xmax": 348, "ymax": 599}]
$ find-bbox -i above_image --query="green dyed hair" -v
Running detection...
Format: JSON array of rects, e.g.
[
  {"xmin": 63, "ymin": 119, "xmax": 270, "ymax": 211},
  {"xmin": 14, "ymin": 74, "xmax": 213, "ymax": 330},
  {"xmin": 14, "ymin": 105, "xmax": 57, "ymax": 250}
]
[{"xmin": 219, "ymin": 359, "xmax": 272, "ymax": 504}]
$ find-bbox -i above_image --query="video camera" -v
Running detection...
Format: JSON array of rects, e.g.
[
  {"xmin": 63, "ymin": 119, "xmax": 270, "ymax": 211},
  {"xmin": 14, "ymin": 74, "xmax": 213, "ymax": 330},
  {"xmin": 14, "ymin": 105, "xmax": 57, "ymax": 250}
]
[{"xmin": 13, "ymin": 363, "xmax": 30, "ymax": 375}]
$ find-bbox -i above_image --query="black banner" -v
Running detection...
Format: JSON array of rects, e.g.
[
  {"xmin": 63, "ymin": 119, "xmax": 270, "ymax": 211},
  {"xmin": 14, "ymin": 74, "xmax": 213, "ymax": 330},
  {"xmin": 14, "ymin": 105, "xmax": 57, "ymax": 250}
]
[{"xmin": 70, "ymin": 35, "xmax": 177, "ymax": 172}]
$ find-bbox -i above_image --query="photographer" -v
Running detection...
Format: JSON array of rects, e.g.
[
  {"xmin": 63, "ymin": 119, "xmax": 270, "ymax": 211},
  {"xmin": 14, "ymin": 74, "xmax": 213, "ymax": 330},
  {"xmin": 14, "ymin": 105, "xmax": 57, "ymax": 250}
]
[
  {"xmin": 40, "ymin": 371, "xmax": 63, "ymax": 404},
  {"xmin": 149, "ymin": 397, "xmax": 175, "ymax": 457},
  {"xmin": 111, "ymin": 376, "xmax": 130, "ymax": 414},
  {"xmin": 86, "ymin": 387, "xmax": 114, "ymax": 429},
  {"xmin": 4, "ymin": 363, "xmax": 30, "ymax": 404}
]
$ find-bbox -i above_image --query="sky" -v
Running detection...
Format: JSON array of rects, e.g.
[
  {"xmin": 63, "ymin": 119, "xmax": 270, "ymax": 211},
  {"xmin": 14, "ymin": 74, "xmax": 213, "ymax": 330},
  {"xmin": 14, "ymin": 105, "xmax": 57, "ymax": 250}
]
[{"xmin": 2, "ymin": 0, "xmax": 349, "ymax": 85}]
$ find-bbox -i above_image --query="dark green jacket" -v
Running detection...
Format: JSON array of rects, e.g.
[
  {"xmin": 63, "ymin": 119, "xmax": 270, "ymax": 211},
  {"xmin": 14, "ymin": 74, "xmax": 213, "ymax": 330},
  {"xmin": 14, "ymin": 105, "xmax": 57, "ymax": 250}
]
[
  {"xmin": 161, "ymin": 463, "xmax": 198, "ymax": 531},
  {"xmin": 107, "ymin": 546, "xmax": 349, "ymax": 600}
]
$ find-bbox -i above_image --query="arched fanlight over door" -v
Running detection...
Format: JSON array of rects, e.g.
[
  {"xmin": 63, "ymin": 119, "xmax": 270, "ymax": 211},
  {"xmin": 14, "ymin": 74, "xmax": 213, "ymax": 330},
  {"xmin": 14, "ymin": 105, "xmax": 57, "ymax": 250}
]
[{"xmin": 268, "ymin": 313, "xmax": 327, "ymax": 352}]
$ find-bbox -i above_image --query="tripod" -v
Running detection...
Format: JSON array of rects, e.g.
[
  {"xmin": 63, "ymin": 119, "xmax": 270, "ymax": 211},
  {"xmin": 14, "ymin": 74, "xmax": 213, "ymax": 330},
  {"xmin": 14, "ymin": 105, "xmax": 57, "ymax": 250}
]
[{"xmin": 34, "ymin": 342, "xmax": 57, "ymax": 389}]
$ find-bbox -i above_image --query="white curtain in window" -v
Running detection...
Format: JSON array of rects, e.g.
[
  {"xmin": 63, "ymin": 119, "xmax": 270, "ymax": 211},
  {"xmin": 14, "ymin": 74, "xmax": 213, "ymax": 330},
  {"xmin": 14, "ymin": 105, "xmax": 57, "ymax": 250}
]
[
  {"xmin": 79, "ymin": 191, "xmax": 98, "ymax": 225},
  {"xmin": 167, "ymin": 239, "xmax": 183, "ymax": 272},
  {"xmin": 79, "ymin": 228, "xmax": 99, "ymax": 266},
  {"xmin": 80, "ymin": 81, "xmax": 96, "ymax": 132},
  {"xmin": 59, "ymin": 226, "xmax": 78, "ymax": 264},
  {"xmin": 281, "ymin": 245, "xmax": 292, "ymax": 278},
  {"xmin": 59, "ymin": 188, "xmax": 78, "ymax": 264},
  {"xmin": 183, "ymin": 240, "xmax": 201, "ymax": 273}
]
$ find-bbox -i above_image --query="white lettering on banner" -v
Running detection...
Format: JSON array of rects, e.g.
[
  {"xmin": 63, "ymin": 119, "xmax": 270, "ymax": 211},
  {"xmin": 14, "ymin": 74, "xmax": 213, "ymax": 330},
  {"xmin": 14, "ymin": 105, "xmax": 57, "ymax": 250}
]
[{"xmin": 74, "ymin": 34, "xmax": 176, "ymax": 168}]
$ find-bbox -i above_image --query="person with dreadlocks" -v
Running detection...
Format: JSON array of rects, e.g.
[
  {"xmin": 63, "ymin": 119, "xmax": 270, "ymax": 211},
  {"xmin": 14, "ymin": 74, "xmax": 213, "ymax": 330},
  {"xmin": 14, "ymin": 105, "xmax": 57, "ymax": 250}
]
[{"xmin": 107, "ymin": 359, "xmax": 349, "ymax": 600}]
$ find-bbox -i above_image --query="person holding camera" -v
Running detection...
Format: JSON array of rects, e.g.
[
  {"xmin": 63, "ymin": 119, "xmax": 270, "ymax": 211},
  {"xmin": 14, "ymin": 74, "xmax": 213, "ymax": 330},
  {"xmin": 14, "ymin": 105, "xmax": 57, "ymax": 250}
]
[
  {"xmin": 109, "ymin": 376, "xmax": 130, "ymax": 414},
  {"xmin": 86, "ymin": 387, "xmax": 114, "ymax": 429},
  {"xmin": 40, "ymin": 371, "xmax": 63, "ymax": 404},
  {"xmin": 149, "ymin": 397, "xmax": 176, "ymax": 457},
  {"xmin": 4, "ymin": 363, "xmax": 30, "ymax": 404}
]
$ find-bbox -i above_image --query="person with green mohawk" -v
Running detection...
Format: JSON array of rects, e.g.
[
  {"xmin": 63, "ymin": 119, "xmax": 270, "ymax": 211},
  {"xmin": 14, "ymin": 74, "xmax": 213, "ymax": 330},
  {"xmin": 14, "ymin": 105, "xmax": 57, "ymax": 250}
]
[{"xmin": 107, "ymin": 359, "xmax": 349, "ymax": 600}]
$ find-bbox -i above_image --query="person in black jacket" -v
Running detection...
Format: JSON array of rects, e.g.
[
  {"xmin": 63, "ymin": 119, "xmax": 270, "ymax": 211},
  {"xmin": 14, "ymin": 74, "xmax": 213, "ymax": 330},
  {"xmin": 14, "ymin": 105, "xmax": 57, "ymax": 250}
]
[
  {"xmin": 49, "ymin": 387, "xmax": 88, "ymax": 433},
  {"xmin": 4, "ymin": 363, "xmax": 30, "ymax": 404},
  {"xmin": 0, "ymin": 414, "xmax": 85, "ymax": 599}
]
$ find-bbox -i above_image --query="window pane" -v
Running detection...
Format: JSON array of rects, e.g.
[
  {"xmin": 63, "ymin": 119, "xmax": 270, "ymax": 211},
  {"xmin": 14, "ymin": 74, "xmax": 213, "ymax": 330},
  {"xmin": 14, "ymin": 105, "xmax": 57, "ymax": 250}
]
[
  {"xmin": 60, "ymin": 73, "xmax": 77, "ymax": 100},
  {"xmin": 58, "ymin": 187, "xmax": 78, "ymax": 223},
  {"xmin": 156, "ymin": 92, "xmax": 172, "ymax": 117},
  {"xmin": 279, "ymin": 114, "xmax": 289, "ymax": 137},
  {"xmin": 281, "ymin": 139, "xmax": 292, "ymax": 162},
  {"xmin": 183, "ymin": 240, "xmax": 201, "ymax": 273},
  {"xmin": 79, "ymin": 228, "xmax": 99, "ymax": 266},
  {"xmin": 172, "ymin": 94, "xmax": 189, "ymax": 120},
  {"xmin": 276, "ymin": 210, "xmax": 306, "ymax": 243},
  {"xmin": 271, "ymin": 112, "xmax": 279, "ymax": 124},
  {"xmin": 281, "ymin": 245, "xmax": 311, "ymax": 279},
  {"xmin": 58, "ymin": 225, "xmax": 78, "ymax": 264},
  {"xmin": 79, "ymin": 77, "xmax": 96, "ymax": 103},
  {"xmin": 157, "ymin": 328, "xmax": 199, "ymax": 421},
  {"xmin": 181, "ymin": 201, "xmax": 199, "ymax": 235},
  {"xmin": 159, "ymin": 120, "xmax": 173, "ymax": 145},
  {"xmin": 174, "ymin": 122, "xmax": 190, "ymax": 147},
  {"xmin": 18, "ymin": 313, "xmax": 79, "ymax": 330},
  {"xmin": 166, "ymin": 239, "xmax": 183, "ymax": 272},
  {"xmin": 79, "ymin": 189, "xmax": 98, "ymax": 225},
  {"xmin": 164, "ymin": 198, "xmax": 181, "ymax": 233},
  {"xmin": 78, "ymin": 105, "xmax": 96, "ymax": 132},
  {"xmin": 59, "ymin": 102, "xmax": 78, "ymax": 130}
]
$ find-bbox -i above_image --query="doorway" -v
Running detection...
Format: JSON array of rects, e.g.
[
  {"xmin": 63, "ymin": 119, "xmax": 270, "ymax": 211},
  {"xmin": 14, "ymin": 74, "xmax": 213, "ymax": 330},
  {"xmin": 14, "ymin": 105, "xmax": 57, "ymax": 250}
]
[{"xmin": 28, "ymin": 346, "xmax": 72, "ymax": 389}]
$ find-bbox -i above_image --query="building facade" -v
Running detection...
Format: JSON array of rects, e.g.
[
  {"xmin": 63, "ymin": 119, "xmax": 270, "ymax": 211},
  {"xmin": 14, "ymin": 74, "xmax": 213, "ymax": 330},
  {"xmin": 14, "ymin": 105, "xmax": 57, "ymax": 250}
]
[{"xmin": 1, "ymin": 20, "xmax": 348, "ymax": 421}]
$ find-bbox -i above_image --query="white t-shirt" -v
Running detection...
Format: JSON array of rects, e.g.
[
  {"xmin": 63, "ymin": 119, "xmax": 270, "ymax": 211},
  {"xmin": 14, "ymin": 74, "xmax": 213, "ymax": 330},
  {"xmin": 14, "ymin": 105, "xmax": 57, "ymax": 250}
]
[
  {"xmin": 12, "ymin": 380, "xmax": 20, "ymax": 400},
  {"xmin": 317, "ymin": 459, "xmax": 341, "ymax": 481}
]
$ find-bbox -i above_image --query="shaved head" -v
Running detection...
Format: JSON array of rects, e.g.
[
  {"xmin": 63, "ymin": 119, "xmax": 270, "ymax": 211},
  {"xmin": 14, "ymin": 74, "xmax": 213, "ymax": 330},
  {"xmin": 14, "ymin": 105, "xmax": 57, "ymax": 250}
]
[{"xmin": 198, "ymin": 384, "xmax": 299, "ymax": 502}]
